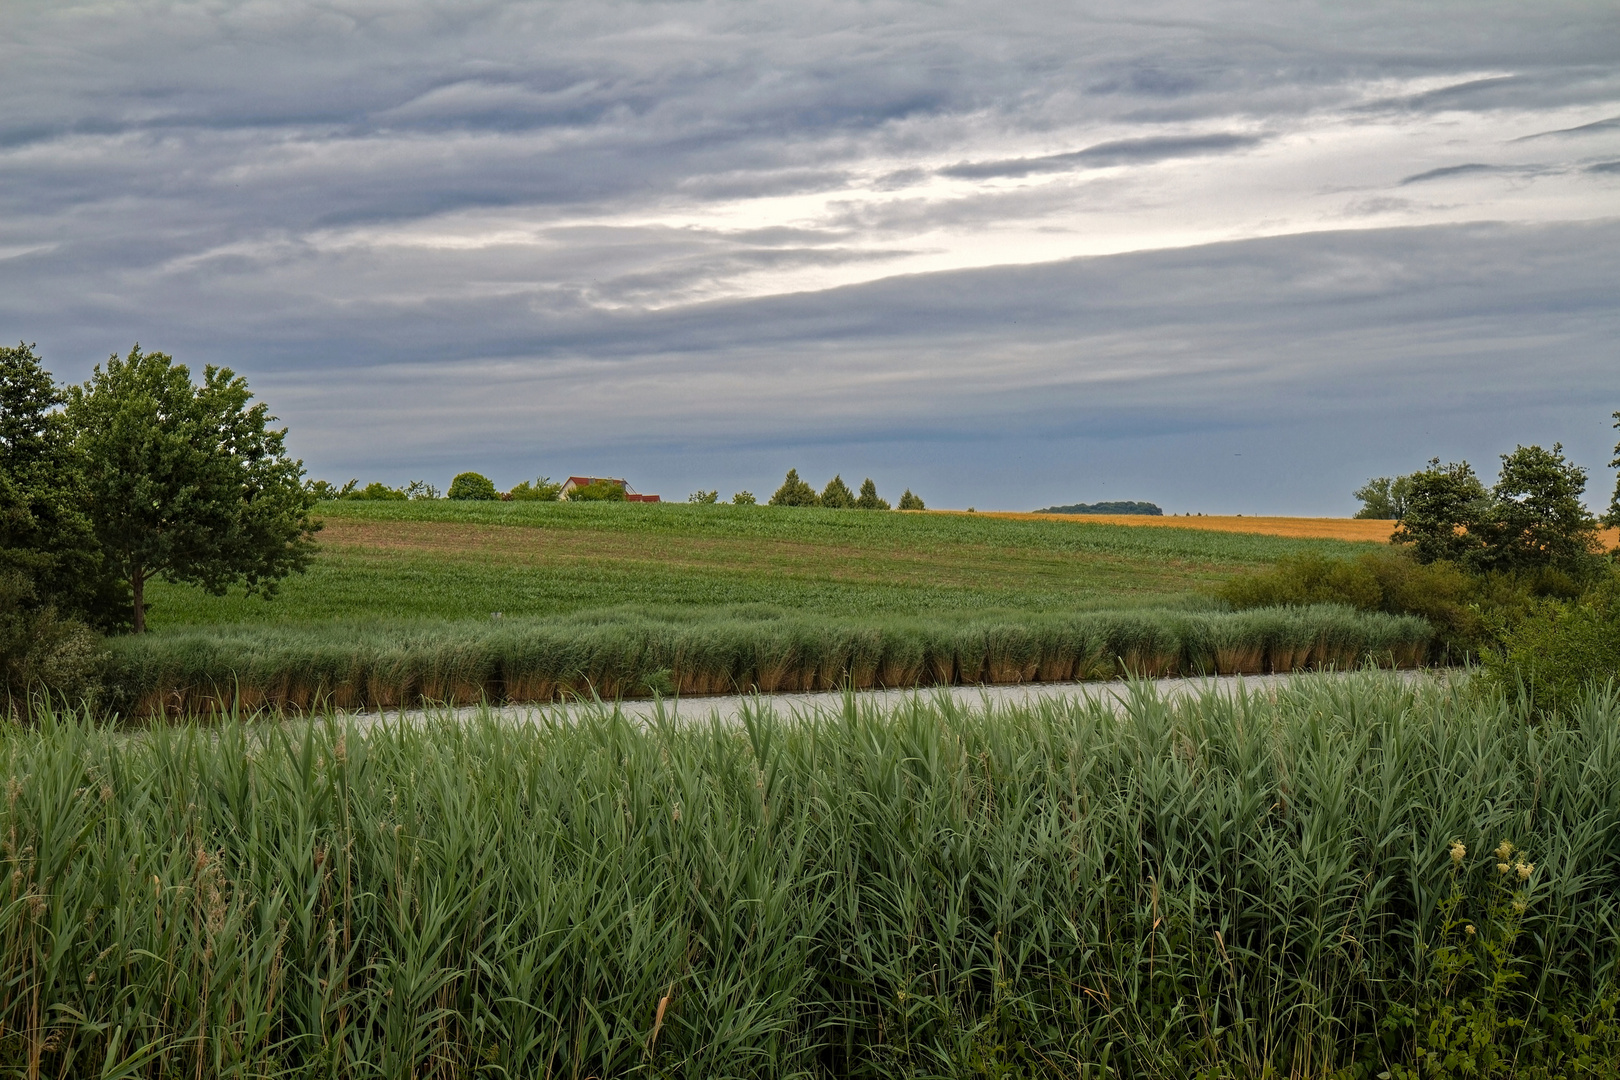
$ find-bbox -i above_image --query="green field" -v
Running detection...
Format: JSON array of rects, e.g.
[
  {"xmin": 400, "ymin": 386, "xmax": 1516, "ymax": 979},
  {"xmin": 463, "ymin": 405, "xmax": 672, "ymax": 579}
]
[
  {"xmin": 144, "ymin": 501, "xmax": 1382, "ymax": 628},
  {"xmin": 6, "ymin": 678, "xmax": 1618, "ymax": 1077}
]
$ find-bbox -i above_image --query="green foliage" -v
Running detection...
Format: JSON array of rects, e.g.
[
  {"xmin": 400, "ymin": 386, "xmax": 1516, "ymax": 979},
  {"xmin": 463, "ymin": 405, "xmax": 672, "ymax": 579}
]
[
  {"xmin": 404, "ymin": 479, "xmax": 440, "ymax": 499},
  {"xmin": 1218, "ymin": 548, "xmax": 1479, "ymax": 658},
  {"xmin": 446, "ymin": 471, "xmax": 499, "ymax": 500},
  {"xmin": 1392, "ymin": 450, "xmax": 1603, "ymax": 578},
  {"xmin": 1479, "ymin": 572, "xmax": 1620, "ymax": 719},
  {"xmin": 104, "ymin": 604, "xmax": 1427, "ymax": 713},
  {"xmin": 819, "ymin": 473, "xmax": 855, "ymax": 508},
  {"xmin": 7, "ymin": 678, "xmax": 1620, "ymax": 1076},
  {"xmin": 567, "ymin": 478, "xmax": 627, "ymax": 501},
  {"xmin": 768, "ymin": 468, "xmax": 819, "ymax": 507},
  {"xmin": 688, "ymin": 489, "xmax": 719, "ymax": 504},
  {"xmin": 731, "ymin": 490, "xmax": 756, "ymax": 505},
  {"xmin": 1606, "ymin": 411, "xmax": 1620, "ymax": 529},
  {"xmin": 65, "ymin": 346, "xmax": 319, "ymax": 633},
  {"xmin": 506, "ymin": 475, "xmax": 562, "ymax": 501},
  {"xmin": 310, "ymin": 479, "xmax": 410, "ymax": 501},
  {"xmin": 1475, "ymin": 443, "xmax": 1601, "ymax": 576},
  {"xmin": 1394, "ymin": 459, "xmax": 1491, "ymax": 565},
  {"xmin": 0, "ymin": 342, "xmax": 121, "ymax": 628},
  {"xmin": 0, "ymin": 570, "xmax": 103, "ymax": 712},
  {"xmin": 898, "ymin": 488, "xmax": 925, "ymax": 510},
  {"xmin": 1354, "ymin": 473, "xmax": 1416, "ymax": 519},
  {"xmin": 854, "ymin": 477, "xmax": 889, "ymax": 510}
]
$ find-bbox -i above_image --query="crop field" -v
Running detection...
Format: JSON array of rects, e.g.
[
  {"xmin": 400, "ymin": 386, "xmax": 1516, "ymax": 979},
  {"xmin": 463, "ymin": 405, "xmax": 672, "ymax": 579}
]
[
  {"xmin": 142, "ymin": 501, "xmax": 1386, "ymax": 629},
  {"xmin": 5, "ymin": 676, "xmax": 1618, "ymax": 1078}
]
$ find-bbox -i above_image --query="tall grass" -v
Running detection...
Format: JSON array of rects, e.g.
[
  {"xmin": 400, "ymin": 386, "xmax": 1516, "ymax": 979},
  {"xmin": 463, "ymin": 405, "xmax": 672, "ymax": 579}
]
[
  {"xmin": 3, "ymin": 675, "xmax": 1618, "ymax": 1077},
  {"xmin": 104, "ymin": 606, "xmax": 1430, "ymax": 717}
]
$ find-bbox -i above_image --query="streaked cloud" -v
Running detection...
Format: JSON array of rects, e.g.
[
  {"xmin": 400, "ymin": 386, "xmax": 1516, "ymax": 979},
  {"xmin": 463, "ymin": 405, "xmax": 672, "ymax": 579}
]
[{"xmin": 1, "ymin": 0, "xmax": 1617, "ymax": 511}]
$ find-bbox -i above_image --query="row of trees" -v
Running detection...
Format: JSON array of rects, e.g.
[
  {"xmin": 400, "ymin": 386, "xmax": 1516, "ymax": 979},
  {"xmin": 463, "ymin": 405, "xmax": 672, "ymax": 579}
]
[
  {"xmin": 768, "ymin": 470, "xmax": 925, "ymax": 510},
  {"xmin": 2, "ymin": 344, "xmax": 316, "ymax": 669},
  {"xmin": 1354, "ymin": 437, "xmax": 1618, "ymax": 579}
]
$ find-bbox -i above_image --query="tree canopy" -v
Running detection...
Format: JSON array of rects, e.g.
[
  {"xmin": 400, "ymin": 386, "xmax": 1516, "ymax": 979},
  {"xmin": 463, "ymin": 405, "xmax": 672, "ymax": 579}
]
[
  {"xmin": 854, "ymin": 478, "xmax": 889, "ymax": 510},
  {"xmin": 447, "ymin": 471, "xmax": 499, "ymax": 500},
  {"xmin": 66, "ymin": 346, "xmax": 318, "ymax": 633},
  {"xmin": 820, "ymin": 475, "xmax": 855, "ymax": 509},
  {"xmin": 1607, "ymin": 411, "xmax": 1620, "ymax": 528},
  {"xmin": 768, "ymin": 469, "xmax": 819, "ymax": 507},
  {"xmin": 1352, "ymin": 475, "xmax": 1415, "ymax": 520}
]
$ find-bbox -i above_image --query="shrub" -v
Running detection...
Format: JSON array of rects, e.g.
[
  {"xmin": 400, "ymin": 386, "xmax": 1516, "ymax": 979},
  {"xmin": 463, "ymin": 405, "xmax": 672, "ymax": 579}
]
[
  {"xmin": 405, "ymin": 479, "xmax": 440, "ymax": 499},
  {"xmin": 568, "ymin": 479, "xmax": 627, "ymax": 501},
  {"xmin": 820, "ymin": 474, "xmax": 855, "ymax": 509},
  {"xmin": 731, "ymin": 490, "xmax": 756, "ymax": 505},
  {"xmin": 348, "ymin": 481, "xmax": 408, "ymax": 500},
  {"xmin": 898, "ymin": 488, "xmax": 925, "ymax": 510},
  {"xmin": 507, "ymin": 476, "xmax": 562, "ymax": 501},
  {"xmin": 768, "ymin": 469, "xmax": 819, "ymax": 507},
  {"xmin": 688, "ymin": 489, "xmax": 719, "ymax": 504},
  {"xmin": 854, "ymin": 478, "xmax": 889, "ymax": 510},
  {"xmin": 1, "ymin": 570, "xmax": 103, "ymax": 713},
  {"xmin": 1481, "ymin": 572, "xmax": 1620, "ymax": 718},
  {"xmin": 447, "ymin": 471, "xmax": 499, "ymax": 500}
]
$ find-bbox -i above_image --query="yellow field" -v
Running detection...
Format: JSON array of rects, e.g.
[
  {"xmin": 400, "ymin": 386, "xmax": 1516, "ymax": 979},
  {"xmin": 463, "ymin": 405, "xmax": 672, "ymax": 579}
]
[{"xmin": 977, "ymin": 512, "xmax": 1620, "ymax": 549}]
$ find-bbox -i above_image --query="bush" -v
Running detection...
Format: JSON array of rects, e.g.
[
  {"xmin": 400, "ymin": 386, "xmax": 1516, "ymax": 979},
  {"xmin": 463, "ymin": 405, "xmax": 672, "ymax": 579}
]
[
  {"xmin": 567, "ymin": 479, "xmax": 627, "ymax": 501},
  {"xmin": 768, "ymin": 469, "xmax": 819, "ymax": 507},
  {"xmin": 1, "ymin": 571, "xmax": 103, "ymax": 713},
  {"xmin": 820, "ymin": 474, "xmax": 855, "ymax": 509},
  {"xmin": 854, "ymin": 478, "xmax": 889, "ymax": 510},
  {"xmin": 447, "ymin": 471, "xmax": 499, "ymax": 500},
  {"xmin": 688, "ymin": 489, "xmax": 719, "ymax": 504},
  {"xmin": 1480, "ymin": 571, "xmax": 1620, "ymax": 717},
  {"xmin": 732, "ymin": 490, "xmax": 756, "ymax": 505},
  {"xmin": 349, "ymin": 481, "xmax": 407, "ymax": 500},
  {"xmin": 898, "ymin": 489, "xmax": 925, "ymax": 510},
  {"xmin": 1218, "ymin": 549, "xmax": 1480, "ymax": 659},
  {"xmin": 506, "ymin": 476, "xmax": 562, "ymax": 501}
]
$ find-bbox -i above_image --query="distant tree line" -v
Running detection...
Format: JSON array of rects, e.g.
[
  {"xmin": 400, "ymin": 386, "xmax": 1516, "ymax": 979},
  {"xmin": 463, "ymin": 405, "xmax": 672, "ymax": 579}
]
[
  {"xmin": 767, "ymin": 469, "xmax": 924, "ymax": 510},
  {"xmin": 1035, "ymin": 501, "xmax": 1162, "ymax": 516}
]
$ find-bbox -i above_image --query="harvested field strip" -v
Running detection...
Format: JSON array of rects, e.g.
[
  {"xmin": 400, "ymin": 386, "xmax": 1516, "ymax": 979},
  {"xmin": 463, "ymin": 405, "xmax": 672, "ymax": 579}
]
[
  {"xmin": 993, "ymin": 511, "xmax": 1620, "ymax": 548},
  {"xmin": 6, "ymin": 677, "xmax": 1619, "ymax": 1076},
  {"xmin": 108, "ymin": 604, "xmax": 1431, "ymax": 717}
]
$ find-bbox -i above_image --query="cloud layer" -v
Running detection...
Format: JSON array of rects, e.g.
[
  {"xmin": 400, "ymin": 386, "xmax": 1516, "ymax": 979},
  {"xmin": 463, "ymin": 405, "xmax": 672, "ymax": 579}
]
[{"xmin": 2, "ymin": 0, "xmax": 1617, "ymax": 511}]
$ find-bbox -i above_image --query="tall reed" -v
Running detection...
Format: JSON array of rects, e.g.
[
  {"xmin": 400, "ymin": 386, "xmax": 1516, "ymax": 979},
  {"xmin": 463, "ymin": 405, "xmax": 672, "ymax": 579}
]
[
  {"xmin": 3, "ymin": 676, "xmax": 1618, "ymax": 1077},
  {"xmin": 101, "ymin": 606, "xmax": 1432, "ymax": 718}
]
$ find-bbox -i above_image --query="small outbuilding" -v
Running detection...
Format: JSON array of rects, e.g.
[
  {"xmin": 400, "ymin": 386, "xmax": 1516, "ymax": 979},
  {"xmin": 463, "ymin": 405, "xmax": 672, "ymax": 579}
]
[{"xmin": 559, "ymin": 476, "xmax": 661, "ymax": 502}]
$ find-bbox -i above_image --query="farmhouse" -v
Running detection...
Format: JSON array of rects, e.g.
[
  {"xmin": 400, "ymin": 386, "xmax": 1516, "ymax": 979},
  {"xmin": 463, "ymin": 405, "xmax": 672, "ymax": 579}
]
[{"xmin": 559, "ymin": 476, "xmax": 661, "ymax": 502}]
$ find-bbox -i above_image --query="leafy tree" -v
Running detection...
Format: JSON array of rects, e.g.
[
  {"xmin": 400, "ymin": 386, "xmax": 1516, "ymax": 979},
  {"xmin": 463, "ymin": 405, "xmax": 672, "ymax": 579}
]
[
  {"xmin": 0, "ymin": 343, "xmax": 117, "ymax": 624},
  {"xmin": 507, "ymin": 477, "xmax": 562, "ymax": 501},
  {"xmin": 1473, "ymin": 444, "xmax": 1600, "ymax": 576},
  {"xmin": 1353, "ymin": 474, "xmax": 1415, "ymax": 520},
  {"xmin": 66, "ymin": 346, "xmax": 319, "ymax": 633},
  {"xmin": 898, "ymin": 489, "xmax": 925, "ymax": 511},
  {"xmin": 820, "ymin": 475, "xmax": 855, "ymax": 509},
  {"xmin": 405, "ymin": 480, "xmax": 440, "ymax": 500},
  {"xmin": 688, "ymin": 490, "xmax": 719, "ymax": 504},
  {"xmin": 1607, "ymin": 411, "xmax": 1620, "ymax": 529},
  {"xmin": 567, "ymin": 479, "xmax": 627, "ymax": 501},
  {"xmin": 351, "ymin": 481, "xmax": 408, "ymax": 501},
  {"xmin": 854, "ymin": 478, "xmax": 890, "ymax": 510},
  {"xmin": 1391, "ymin": 459, "xmax": 1488, "ymax": 566},
  {"xmin": 732, "ymin": 491, "xmax": 757, "ymax": 505},
  {"xmin": 448, "ymin": 471, "xmax": 499, "ymax": 500},
  {"xmin": 768, "ymin": 469, "xmax": 819, "ymax": 507}
]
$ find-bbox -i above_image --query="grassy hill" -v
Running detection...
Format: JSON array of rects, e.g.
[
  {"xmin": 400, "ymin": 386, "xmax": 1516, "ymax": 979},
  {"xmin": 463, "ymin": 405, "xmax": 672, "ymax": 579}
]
[{"xmin": 143, "ymin": 500, "xmax": 1383, "ymax": 629}]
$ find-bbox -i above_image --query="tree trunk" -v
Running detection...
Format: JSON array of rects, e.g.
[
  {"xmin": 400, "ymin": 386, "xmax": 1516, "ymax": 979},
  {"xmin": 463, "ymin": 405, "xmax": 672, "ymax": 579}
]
[{"xmin": 132, "ymin": 568, "xmax": 145, "ymax": 634}]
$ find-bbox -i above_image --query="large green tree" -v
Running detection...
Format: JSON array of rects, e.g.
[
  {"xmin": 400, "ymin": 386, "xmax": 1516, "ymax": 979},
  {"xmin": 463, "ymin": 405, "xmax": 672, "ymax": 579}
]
[
  {"xmin": 1473, "ymin": 443, "xmax": 1600, "ymax": 575},
  {"xmin": 768, "ymin": 469, "xmax": 819, "ymax": 507},
  {"xmin": 66, "ymin": 346, "xmax": 319, "ymax": 632},
  {"xmin": 1390, "ymin": 459, "xmax": 1488, "ymax": 566},
  {"xmin": 0, "ymin": 343, "xmax": 119, "ymax": 624}
]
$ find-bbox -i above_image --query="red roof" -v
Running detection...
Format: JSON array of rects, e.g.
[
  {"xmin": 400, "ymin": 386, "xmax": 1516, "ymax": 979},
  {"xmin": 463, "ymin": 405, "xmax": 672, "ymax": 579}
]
[{"xmin": 561, "ymin": 476, "xmax": 660, "ymax": 503}]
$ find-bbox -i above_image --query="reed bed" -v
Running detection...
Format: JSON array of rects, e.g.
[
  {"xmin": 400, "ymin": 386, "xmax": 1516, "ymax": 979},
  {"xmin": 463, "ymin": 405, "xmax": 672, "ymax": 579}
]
[
  {"xmin": 105, "ymin": 605, "xmax": 1430, "ymax": 718},
  {"xmin": 3, "ymin": 675, "xmax": 1618, "ymax": 1077}
]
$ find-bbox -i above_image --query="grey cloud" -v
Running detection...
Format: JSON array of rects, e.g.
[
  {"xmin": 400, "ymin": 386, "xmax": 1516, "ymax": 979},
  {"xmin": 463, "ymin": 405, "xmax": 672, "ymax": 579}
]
[
  {"xmin": 1514, "ymin": 114, "xmax": 1620, "ymax": 141},
  {"xmin": 940, "ymin": 133, "xmax": 1262, "ymax": 179},
  {"xmin": 1398, "ymin": 163, "xmax": 1541, "ymax": 185},
  {"xmin": 1586, "ymin": 160, "xmax": 1620, "ymax": 174}
]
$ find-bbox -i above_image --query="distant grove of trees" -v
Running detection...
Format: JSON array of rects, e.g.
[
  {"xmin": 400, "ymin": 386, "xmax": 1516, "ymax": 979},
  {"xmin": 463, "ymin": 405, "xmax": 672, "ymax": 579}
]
[
  {"xmin": 1354, "ymin": 434, "xmax": 1620, "ymax": 580},
  {"xmin": 1035, "ymin": 501, "xmax": 1162, "ymax": 516},
  {"xmin": 767, "ymin": 469, "xmax": 924, "ymax": 510}
]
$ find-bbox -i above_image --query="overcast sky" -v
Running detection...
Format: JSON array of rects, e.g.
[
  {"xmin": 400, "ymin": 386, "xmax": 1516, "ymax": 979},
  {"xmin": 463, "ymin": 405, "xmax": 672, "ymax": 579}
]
[{"xmin": 3, "ymin": 0, "xmax": 1618, "ymax": 512}]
